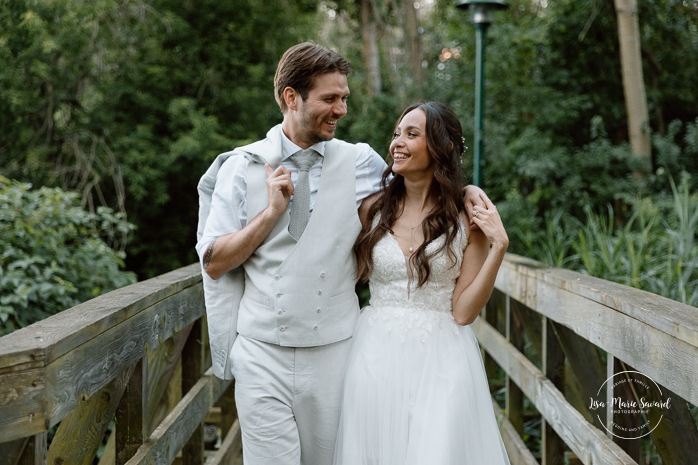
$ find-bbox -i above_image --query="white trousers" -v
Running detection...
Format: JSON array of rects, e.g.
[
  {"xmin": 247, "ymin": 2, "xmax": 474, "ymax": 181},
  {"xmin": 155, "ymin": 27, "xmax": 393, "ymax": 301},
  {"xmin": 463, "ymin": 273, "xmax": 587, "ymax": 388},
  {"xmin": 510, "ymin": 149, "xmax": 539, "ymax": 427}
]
[{"xmin": 230, "ymin": 334, "xmax": 353, "ymax": 465}]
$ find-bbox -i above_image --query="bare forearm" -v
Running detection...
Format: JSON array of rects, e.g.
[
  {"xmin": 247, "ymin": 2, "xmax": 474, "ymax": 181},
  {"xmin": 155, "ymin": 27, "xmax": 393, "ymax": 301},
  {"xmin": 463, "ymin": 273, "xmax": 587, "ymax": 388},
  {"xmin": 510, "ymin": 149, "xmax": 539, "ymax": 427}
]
[
  {"xmin": 204, "ymin": 208, "xmax": 280, "ymax": 279},
  {"xmin": 452, "ymin": 243, "xmax": 507, "ymax": 325}
]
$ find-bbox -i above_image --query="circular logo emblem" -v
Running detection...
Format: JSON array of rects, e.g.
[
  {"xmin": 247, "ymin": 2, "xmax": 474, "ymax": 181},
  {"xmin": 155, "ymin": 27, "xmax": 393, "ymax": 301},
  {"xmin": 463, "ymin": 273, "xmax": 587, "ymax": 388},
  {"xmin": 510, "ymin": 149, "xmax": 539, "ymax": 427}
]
[{"xmin": 589, "ymin": 370, "xmax": 671, "ymax": 439}]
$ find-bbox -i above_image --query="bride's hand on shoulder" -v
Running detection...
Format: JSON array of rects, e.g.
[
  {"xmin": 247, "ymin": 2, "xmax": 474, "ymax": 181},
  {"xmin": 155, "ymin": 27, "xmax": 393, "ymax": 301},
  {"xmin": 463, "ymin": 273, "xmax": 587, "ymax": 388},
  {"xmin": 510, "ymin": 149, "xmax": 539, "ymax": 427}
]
[{"xmin": 470, "ymin": 197, "xmax": 509, "ymax": 253}]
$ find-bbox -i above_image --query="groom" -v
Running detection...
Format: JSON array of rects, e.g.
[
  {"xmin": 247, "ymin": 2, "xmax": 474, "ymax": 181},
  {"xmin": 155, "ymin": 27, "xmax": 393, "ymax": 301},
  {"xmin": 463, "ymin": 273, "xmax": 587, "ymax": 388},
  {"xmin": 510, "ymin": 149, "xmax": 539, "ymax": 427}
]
[{"xmin": 196, "ymin": 42, "xmax": 486, "ymax": 465}]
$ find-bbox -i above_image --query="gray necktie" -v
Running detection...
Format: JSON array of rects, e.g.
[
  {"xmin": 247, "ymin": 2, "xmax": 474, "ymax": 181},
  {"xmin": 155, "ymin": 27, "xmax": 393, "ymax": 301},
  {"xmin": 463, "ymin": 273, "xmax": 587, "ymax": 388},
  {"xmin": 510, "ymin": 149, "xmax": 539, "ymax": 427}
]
[{"xmin": 288, "ymin": 149, "xmax": 319, "ymax": 240}]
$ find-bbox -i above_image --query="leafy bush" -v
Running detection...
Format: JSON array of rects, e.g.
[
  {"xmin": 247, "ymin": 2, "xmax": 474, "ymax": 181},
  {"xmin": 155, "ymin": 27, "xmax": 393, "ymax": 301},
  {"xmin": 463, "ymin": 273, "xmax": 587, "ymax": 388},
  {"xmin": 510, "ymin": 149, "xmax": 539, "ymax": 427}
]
[
  {"xmin": 493, "ymin": 116, "xmax": 637, "ymax": 259},
  {"xmin": 0, "ymin": 177, "xmax": 137, "ymax": 335},
  {"xmin": 524, "ymin": 174, "xmax": 698, "ymax": 306}
]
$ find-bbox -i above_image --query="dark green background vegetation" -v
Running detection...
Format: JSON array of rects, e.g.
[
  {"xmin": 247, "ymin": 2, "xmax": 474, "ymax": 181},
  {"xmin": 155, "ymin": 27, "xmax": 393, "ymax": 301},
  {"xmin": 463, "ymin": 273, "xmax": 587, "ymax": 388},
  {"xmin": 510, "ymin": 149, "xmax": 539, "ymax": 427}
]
[{"xmin": 1, "ymin": 0, "xmax": 697, "ymax": 335}]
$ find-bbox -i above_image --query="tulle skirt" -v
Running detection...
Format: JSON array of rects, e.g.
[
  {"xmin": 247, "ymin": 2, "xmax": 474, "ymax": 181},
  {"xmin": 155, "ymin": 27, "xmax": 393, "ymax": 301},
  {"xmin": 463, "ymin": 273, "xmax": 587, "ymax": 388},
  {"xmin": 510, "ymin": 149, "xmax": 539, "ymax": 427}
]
[{"xmin": 333, "ymin": 305, "xmax": 510, "ymax": 465}]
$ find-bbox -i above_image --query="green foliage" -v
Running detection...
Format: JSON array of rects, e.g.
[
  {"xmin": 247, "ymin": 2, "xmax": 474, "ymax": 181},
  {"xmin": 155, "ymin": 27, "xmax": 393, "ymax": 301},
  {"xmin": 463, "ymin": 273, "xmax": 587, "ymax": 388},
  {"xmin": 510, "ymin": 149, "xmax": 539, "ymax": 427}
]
[
  {"xmin": 1, "ymin": 0, "xmax": 319, "ymax": 279},
  {"xmin": 653, "ymin": 117, "xmax": 698, "ymax": 180},
  {"xmin": 524, "ymin": 175, "xmax": 698, "ymax": 306},
  {"xmin": 1, "ymin": 0, "xmax": 697, "ymax": 294},
  {"xmin": 341, "ymin": 92, "xmax": 400, "ymax": 159},
  {"xmin": 491, "ymin": 117, "xmax": 638, "ymax": 258},
  {"xmin": 0, "ymin": 176, "xmax": 136, "ymax": 336}
]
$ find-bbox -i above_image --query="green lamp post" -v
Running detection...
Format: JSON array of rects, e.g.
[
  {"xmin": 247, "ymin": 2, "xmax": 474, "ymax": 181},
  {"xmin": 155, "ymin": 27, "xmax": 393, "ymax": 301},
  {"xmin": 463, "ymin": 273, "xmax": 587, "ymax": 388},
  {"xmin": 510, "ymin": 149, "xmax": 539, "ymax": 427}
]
[{"xmin": 456, "ymin": 0, "xmax": 508, "ymax": 187}]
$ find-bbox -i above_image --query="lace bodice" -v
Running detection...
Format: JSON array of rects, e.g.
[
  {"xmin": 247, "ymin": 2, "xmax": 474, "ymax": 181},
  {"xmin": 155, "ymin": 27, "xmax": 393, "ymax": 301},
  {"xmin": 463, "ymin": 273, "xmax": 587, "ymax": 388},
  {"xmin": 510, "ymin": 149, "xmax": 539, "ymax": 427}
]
[{"xmin": 364, "ymin": 220, "xmax": 468, "ymax": 340}]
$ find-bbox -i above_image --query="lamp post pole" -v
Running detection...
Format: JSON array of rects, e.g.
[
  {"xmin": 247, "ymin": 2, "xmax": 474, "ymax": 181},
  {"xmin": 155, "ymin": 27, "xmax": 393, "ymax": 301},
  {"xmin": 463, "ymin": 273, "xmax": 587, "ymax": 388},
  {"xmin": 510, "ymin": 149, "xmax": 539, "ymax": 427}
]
[
  {"xmin": 473, "ymin": 20, "xmax": 488, "ymax": 187},
  {"xmin": 456, "ymin": 0, "xmax": 508, "ymax": 187}
]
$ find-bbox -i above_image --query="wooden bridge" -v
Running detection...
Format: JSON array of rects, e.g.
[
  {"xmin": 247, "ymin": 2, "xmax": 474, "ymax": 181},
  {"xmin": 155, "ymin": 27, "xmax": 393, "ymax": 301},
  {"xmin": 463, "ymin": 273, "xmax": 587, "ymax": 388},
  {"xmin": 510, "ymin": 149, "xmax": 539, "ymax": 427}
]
[{"xmin": 1, "ymin": 254, "xmax": 696, "ymax": 464}]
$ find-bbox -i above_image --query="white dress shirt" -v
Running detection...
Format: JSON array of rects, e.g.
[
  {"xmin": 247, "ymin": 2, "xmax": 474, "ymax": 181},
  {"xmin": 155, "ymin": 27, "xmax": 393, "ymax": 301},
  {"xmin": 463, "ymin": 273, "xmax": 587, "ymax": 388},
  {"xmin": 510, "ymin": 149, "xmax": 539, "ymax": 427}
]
[{"xmin": 196, "ymin": 131, "xmax": 386, "ymax": 258}]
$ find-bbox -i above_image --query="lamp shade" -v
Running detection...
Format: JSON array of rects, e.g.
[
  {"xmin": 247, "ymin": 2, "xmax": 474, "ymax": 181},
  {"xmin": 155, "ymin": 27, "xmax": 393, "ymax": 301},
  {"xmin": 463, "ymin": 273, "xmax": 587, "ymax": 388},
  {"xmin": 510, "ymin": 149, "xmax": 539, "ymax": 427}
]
[
  {"xmin": 456, "ymin": 0, "xmax": 508, "ymax": 24},
  {"xmin": 455, "ymin": 0, "xmax": 508, "ymax": 10}
]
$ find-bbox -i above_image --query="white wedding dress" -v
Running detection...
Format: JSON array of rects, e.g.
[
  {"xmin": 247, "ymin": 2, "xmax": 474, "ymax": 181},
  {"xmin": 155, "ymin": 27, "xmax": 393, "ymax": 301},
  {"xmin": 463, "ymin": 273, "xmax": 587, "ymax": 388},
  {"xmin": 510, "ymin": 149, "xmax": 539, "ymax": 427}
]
[{"xmin": 333, "ymin": 221, "xmax": 510, "ymax": 465}]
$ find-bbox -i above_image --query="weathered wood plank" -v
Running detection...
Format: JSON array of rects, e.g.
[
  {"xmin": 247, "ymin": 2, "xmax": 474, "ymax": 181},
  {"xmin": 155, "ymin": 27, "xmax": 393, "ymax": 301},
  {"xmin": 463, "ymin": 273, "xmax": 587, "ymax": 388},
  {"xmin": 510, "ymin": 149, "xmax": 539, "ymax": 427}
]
[
  {"xmin": 145, "ymin": 329, "xmax": 192, "ymax": 434},
  {"xmin": 539, "ymin": 283, "xmax": 698, "ymax": 406},
  {"xmin": 553, "ymin": 322, "xmax": 605, "ymax": 427},
  {"xmin": 492, "ymin": 401, "xmax": 538, "ymax": 465},
  {"xmin": 484, "ymin": 290, "xmax": 505, "ymax": 380},
  {"xmin": 0, "ymin": 269, "xmax": 204, "ymax": 441},
  {"xmin": 497, "ymin": 253, "xmax": 698, "ymax": 348},
  {"xmin": 607, "ymin": 358, "xmax": 641, "ymax": 460},
  {"xmin": 496, "ymin": 254, "xmax": 698, "ymax": 406},
  {"xmin": 0, "ymin": 264, "xmax": 202, "ymax": 370},
  {"xmin": 542, "ymin": 317, "xmax": 565, "ymax": 465},
  {"xmin": 216, "ymin": 383, "xmax": 237, "ymax": 438},
  {"xmin": 125, "ymin": 370, "xmax": 230, "ymax": 465},
  {"xmin": 0, "ymin": 369, "xmax": 48, "ymax": 441},
  {"xmin": 181, "ymin": 319, "xmax": 204, "ymax": 465},
  {"xmin": 505, "ymin": 296, "xmax": 524, "ymax": 435},
  {"xmin": 472, "ymin": 317, "xmax": 637, "ymax": 465},
  {"xmin": 116, "ymin": 360, "xmax": 145, "ymax": 465},
  {"xmin": 39, "ymin": 286, "xmax": 201, "ymax": 431},
  {"xmin": 207, "ymin": 419, "xmax": 242, "ymax": 465},
  {"xmin": 47, "ymin": 365, "xmax": 134, "ymax": 465}
]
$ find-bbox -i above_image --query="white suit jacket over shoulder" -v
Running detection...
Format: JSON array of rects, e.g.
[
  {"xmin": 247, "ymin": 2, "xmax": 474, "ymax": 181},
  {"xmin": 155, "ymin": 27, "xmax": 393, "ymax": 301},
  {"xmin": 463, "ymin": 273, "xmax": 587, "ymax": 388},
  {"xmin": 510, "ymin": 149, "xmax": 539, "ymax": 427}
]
[{"xmin": 196, "ymin": 125, "xmax": 284, "ymax": 380}]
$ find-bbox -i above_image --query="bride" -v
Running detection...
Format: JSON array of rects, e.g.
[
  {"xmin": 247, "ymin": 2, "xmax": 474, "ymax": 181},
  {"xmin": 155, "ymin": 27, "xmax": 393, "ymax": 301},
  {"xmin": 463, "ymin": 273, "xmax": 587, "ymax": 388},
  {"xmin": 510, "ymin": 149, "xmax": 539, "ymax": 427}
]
[{"xmin": 333, "ymin": 102, "xmax": 511, "ymax": 465}]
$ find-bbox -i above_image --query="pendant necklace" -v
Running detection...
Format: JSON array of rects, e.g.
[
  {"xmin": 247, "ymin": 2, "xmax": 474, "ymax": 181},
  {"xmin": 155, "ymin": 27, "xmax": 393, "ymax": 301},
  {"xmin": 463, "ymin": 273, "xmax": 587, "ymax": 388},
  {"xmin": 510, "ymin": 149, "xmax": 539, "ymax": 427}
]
[{"xmin": 408, "ymin": 222, "xmax": 421, "ymax": 253}]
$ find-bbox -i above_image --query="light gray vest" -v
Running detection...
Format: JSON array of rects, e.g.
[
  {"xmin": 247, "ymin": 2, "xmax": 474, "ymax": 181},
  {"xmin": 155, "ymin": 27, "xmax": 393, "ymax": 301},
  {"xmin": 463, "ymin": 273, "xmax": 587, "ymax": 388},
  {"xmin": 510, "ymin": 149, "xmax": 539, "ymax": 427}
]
[{"xmin": 238, "ymin": 139, "xmax": 362, "ymax": 346}]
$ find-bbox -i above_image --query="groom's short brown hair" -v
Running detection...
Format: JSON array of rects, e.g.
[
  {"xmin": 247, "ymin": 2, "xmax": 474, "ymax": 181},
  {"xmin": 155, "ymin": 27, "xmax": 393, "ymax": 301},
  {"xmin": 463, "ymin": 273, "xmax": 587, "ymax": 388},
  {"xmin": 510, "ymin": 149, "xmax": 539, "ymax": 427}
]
[{"xmin": 274, "ymin": 42, "xmax": 351, "ymax": 113}]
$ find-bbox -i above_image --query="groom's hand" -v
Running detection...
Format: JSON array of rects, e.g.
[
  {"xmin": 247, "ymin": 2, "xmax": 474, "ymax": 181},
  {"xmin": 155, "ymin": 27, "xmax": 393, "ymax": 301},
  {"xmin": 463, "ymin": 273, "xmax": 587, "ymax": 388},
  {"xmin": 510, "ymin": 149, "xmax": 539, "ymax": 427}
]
[{"xmin": 265, "ymin": 163, "xmax": 294, "ymax": 218}]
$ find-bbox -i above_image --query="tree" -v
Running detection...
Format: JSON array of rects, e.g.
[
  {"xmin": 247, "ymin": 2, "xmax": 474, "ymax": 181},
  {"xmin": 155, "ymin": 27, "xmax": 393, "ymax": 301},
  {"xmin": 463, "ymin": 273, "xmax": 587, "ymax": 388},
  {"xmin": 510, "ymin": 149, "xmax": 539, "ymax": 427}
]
[
  {"xmin": 360, "ymin": 0, "xmax": 383, "ymax": 95},
  {"xmin": 614, "ymin": 0, "xmax": 652, "ymax": 175},
  {"xmin": 2, "ymin": 0, "xmax": 697, "ymax": 282},
  {"xmin": 1, "ymin": 0, "xmax": 320, "ymax": 279},
  {"xmin": 402, "ymin": 0, "xmax": 425, "ymax": 96}
]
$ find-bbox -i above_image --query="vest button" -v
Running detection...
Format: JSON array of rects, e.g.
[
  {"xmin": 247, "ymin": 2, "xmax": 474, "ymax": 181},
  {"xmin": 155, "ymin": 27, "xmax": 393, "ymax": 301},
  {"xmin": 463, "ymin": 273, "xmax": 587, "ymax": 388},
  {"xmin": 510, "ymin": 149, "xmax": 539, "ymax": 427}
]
[
  {"xmin": 317, "ymin": 290, "xmax": 322, "ymax": 296},
  {"xmin": 279, "ymin": 326, "xmax": 286, "ymax": 332},
  {"xmin": 320, "ymin": 272, "xmax": 326, "ymax": 278},
  {"xmin": 313, "ymin": 325, "xmax": 318, "ymax": 330},
  {"xmin": 276, "ymin": 292, "xmax": 283, "ymax": 298},
  {"xmin": 274, "ymin": 275, "xmax": 280, "ymax": 280},
  {"xmin": 316, "ymin": 308, "xmax": 321, "ymax": 313}
]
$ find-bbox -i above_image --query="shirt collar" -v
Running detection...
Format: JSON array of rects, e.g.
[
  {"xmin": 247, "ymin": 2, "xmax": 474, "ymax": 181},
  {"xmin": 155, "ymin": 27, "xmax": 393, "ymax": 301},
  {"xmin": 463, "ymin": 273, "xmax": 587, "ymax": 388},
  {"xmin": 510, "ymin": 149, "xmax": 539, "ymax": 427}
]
[{"xmin": 280, "ymin": 130, "xmax": 326, "ymax": 161}]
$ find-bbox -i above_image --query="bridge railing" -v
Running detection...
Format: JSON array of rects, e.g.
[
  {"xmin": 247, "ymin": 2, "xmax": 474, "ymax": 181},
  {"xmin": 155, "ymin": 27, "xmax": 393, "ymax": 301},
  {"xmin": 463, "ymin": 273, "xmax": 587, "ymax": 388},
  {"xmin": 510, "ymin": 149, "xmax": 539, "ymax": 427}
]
[
  {"xmin": 482, "ymin": 254, "xmax": 698, "ymax": 465},
  {"xmin": 0, "ymin": 264, "xmax": 240, "ymax": 465},
  {"xmin": 1, "ymin": 255, "xmax": 696, "ymax": 464}
]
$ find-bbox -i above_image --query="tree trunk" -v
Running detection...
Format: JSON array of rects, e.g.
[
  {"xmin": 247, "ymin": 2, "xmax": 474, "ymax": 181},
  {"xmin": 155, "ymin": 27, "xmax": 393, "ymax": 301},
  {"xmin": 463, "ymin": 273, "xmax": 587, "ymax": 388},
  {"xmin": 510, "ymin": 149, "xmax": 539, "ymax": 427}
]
[
  {"xmin": 403, "ymin": 0, "xmax": 423, "ymax": 97},
  {"xmin": 360, "ymin": 0, "xmax": 382, "ymax": 95},
  {"xmin": 614, "ymin": 0, "xmax": 652, "ymax": 175}
]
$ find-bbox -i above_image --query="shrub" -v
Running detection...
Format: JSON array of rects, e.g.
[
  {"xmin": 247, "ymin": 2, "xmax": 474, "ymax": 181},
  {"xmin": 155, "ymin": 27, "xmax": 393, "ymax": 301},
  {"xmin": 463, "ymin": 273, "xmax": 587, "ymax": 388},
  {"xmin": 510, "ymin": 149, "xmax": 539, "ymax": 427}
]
[{"xmin": 0, "ymin": 177, "xmax": 137, "ymax": 335}]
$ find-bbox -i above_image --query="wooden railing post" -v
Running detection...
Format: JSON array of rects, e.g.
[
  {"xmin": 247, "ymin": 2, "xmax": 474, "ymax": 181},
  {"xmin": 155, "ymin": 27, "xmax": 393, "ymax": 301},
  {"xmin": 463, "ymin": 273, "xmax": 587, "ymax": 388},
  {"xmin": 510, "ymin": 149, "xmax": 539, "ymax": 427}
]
[
  {"xmin": 47, "ymin": 365, "xmax": 134, "ymax": 465},
  {"xmin": 217, "ymin": 383, "xmax": 237, "ymax": 437},
  {"xmin": 542, "ymin": 317, "xmax": 565, "ymax": 464},
  {"xmin": 115, "ymin": 359, "xmax": 145, "ymax": 465},
  {"xmin": 181, "ymin": 318, "xmax": 205, "ymax": 465},
  {"xmin": 606, "ymin": 357, "xmax": 642, "ymax": 461},
  {"xmin": 482, "ymin": 297, "xmax": 500, "ymax": 382},
  {"xmin": 213, "ymin": 382, "xmax": 241, "ymax": 463},
  {"xmin": 506, "ymin": 296, "xmax": 524, "ymax": 435}
]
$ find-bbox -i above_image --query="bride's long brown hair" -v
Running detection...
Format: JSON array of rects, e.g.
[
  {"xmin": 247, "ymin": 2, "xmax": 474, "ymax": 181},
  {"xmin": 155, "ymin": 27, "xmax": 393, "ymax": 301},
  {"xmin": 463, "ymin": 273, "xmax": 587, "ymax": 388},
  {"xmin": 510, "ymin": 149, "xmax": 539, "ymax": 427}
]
[{"xmin": 355, "ymin": 102, "xmax": 466, "ymax": 287}]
